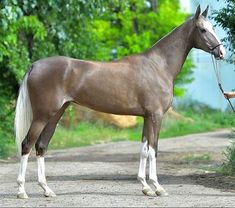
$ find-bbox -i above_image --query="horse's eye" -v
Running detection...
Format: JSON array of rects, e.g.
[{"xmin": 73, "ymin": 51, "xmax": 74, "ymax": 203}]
[{"xmin": 200, "ymin": 28, "xmax": 207, "ymax": 33}]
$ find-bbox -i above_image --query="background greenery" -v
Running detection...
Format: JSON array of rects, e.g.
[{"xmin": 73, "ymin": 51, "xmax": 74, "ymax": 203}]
[
  {"xmin": 0, "ymin": 0, "xmax": 194, "ymax": 157},
  {"xmin": 213, "ymin": 0, "xmax": 235, "ymax": 64},
  {"xmin": 49, "ymin": 105, "xmax": 234, "ymax": 150}
]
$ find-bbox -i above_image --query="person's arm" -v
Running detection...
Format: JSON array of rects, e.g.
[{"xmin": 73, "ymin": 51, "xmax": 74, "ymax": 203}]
[{"xmin": 223, "ymin": 91, "xmax": 235, "ymax": 99}]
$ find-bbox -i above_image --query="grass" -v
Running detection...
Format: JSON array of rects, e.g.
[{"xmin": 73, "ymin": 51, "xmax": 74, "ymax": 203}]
[
  {"xmin": 183, "ymin": 153, "xmax": 211, "ymax": 163},
  {"xmin": 220, "ymin": 131, "xmax": 235, "ymax": 176},
  {"xmin": 1, "ymin": 103, "xmax": 234, "ymax": 159},
  {"xmin": 49, "ymin": 120, "xmax": 142, "ymax": 149},
  {"xmin": 49, "ymin": 106, "xmax": 234, "ymax": 150}
]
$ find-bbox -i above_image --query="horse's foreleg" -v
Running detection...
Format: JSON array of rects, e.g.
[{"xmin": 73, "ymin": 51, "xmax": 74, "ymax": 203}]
[
  {"xmin": 138, "ymin": 141, "xmax": 156, "ymax": 196},
  {"xmin": 148, "ymin": 113, "xmax": 168, "ymax": 196},
  {"xmin": 137, "ymin": 116, "xmax": 155, "ymax": 196},
  {"xmin": 148, "ymin": 146, "xmax": 168, "ymax": 196}
]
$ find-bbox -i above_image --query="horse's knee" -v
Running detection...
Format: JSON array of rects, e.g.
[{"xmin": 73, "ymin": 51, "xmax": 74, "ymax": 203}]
[
  {"xmin": 140, "ymin": 141, "xmax": 148, "ymax": 158},
  {"xmin": 35, "ymin": 141, "xmax": 47, "ymax": 156}
]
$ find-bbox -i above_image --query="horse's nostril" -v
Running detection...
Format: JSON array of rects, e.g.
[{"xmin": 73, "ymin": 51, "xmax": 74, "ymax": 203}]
[{"xmin": 219, "ymin": 50, "xmax": 223, "ymax": 57}]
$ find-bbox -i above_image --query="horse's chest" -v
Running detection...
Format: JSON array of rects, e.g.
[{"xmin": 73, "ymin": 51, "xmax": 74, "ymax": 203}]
[{"xmin": 141, "ymin": 77, "xmax": 173, "ymax": 113}]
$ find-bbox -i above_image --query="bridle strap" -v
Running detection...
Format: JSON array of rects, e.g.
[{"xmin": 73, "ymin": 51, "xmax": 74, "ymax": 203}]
[
  {"xmin": 211, "ymin": 54, "xmax": 235, "ymax": 113},
  {"xmin": 209, "ymin": 43, "xmax": 222, "ymax": 52}
]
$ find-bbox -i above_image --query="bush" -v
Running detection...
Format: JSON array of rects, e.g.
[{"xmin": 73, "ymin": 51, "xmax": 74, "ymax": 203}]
[
  {"xmin": 221, "ymin": 131, "xmax": 235, "ymax": 176},
  {"xmin": 0, "ymin": 95, "xmax": 15, "ymax": 158}
]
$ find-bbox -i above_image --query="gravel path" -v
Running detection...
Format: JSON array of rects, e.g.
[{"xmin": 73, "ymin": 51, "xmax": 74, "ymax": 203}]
[{"xmin": 0, "ymin": 129, "xmax": 234, "ymax": 207}]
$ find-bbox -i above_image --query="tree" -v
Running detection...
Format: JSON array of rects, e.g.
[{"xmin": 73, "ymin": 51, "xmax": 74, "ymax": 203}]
[
  {"xmin": 0, "ymin": 0, "xmax": 194, "ymax": 157},
  {"xmin": 213, "ymin": 0, "xmax": 235, "ymax": 63},
  {"xmin": 0, "ymin": 0, "xmax": 104, "ymax": 156},
  {"xmin": 91, "ymin": 0, "xmax": 194, "ymax": 96}
]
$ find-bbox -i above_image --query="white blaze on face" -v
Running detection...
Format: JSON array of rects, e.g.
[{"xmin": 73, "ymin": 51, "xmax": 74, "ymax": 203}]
[
  {"xmin": 203, "ymin": 20, "xmax": 221, "ymax": 43},
  {"xmin": 203, "ymin": 19, "xmax": 226, "ymax": 58}
]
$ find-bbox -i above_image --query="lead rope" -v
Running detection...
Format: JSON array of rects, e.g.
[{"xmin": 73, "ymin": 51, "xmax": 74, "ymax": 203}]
[{"xmin": 211, "ymin": 54, "xmax": 235, "ymax": 113}]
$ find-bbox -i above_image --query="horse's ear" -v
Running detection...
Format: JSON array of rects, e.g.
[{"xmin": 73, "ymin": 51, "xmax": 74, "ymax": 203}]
[
  {"xmin": 202, "ymin": 5, "xmax": 209, "ymax": 18},
  {"xmin": 194, "ymin": 5, "xmax": 201, "ymax": 20}
]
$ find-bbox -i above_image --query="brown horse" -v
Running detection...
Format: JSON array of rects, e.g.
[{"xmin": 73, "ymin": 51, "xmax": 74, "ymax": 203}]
[{"xmin": 15, "ymin": 5, "xmax": 225, "ymax": 199}]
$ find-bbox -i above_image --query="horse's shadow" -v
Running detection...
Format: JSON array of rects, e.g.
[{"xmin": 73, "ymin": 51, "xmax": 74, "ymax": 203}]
[
  {"xmin": 48, "ymin": 172, "xmax": 235, "ymax": 193},
  {"xmin": 45, "ymin": 150, "xmax": 235, "ymax": 192}
]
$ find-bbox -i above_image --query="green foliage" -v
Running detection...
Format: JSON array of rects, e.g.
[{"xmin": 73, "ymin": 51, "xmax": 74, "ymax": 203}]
[
  {"xmin": 90, "ymin": 0, "xmax": 194, "ymax": 96},
  {"xmin": 220, "ymin": 131, "xmax": 235, "ymax": 176},
  {"xmin": 0, "ymin": 84, "xmax": 15, "ymax": 157},
  {"xmin": 0, "ymin": 0, "xmax": 104, "ymax": 158},
  {"xmin": 183, "ymin": 153, "xmax": 211, "ymax": 163},
  {"xmin": 48, "ymin": 103, "xmax": 233, "ymax": 151},
  {"xmin": 213, "ymin": 0, "xmax": 235, "ymax": 63},
  {"xmin": 0, "ymin": 0, "xmax": 195, "ymax": 158}
]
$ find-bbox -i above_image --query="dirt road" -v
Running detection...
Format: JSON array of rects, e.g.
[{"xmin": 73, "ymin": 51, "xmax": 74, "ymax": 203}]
[{"xmin": 0, "ymin": 129, "xmax": 234, "ymax": 207}]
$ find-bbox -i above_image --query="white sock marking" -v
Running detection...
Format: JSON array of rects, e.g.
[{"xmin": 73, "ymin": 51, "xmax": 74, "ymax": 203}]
[
  {"xmin": 203, "ymin": 19, "xmax": 226, "ymax": 57},
  {"xmin": 148, "ymin": 146, "xmax": 164, "ymax": 191},
  {"xmin": 17, "ymin": 154, "xmax": 29, "ymax": 194},
  {"xmin": 138, "ymin": 141, "xmax": 151, "ymax": 189},
  {"xmin": 37, "ymin": 156, "xmax": 55, "ymax": 196}
]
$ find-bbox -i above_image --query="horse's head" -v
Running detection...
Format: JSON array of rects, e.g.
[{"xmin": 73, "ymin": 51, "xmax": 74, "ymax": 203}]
[{"xmin": 192, "ymin": 5, "xmax": 225, "ymax": 59}]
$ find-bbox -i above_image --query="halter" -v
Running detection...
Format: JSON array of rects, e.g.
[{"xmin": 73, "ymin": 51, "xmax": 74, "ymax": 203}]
[{"xmin": 210, "ymin": 53, "xmax": 235, "ymax": 113}]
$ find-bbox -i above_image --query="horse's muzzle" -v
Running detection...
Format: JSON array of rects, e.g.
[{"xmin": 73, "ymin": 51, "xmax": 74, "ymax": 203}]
[{"xmin": 213, "ymin": 45, "xmax": 226, "ymax": 60}]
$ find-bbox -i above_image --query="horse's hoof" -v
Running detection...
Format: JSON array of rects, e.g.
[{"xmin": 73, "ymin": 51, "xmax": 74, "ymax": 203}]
[
  {"xmin": 44, "ymin": 190, "xmax": 56, "ymax": 197},
  {"xmin": 17, "ymin": 192, "xmax": 29, "ymax": 199},
  {"xmin": 155, "ymin": 189, "xmax": 168, "ymax": 197},
  {"xmin": 142, "ymin": 187, "xmax": 156, "ymax": 197}
]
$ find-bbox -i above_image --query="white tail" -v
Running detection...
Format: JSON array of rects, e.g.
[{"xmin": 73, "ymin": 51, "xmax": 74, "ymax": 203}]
[{"xmin": 15, "ymin": 73, "xmax": 33, "ymax": 156}]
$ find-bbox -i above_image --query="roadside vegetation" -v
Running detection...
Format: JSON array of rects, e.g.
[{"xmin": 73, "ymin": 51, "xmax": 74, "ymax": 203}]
[
  {"xmin": 48, "ymin": 102, "xmax": 234, "ymax": 151},
  {"xmin": 214, "ymin": 0, "xmax": 235, "ymax": 176},
  {"xmin": 1, "ymin": 99, "xmax": 234, "ymax": 159},
  {"xmin": 220, "ymin": 130, "xmax": 235, "ymax": 176}
]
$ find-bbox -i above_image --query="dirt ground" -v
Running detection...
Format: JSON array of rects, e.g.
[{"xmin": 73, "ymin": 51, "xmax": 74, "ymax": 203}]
[{"xmin": 0, "ymin": 129, "xmax": 234, "ymax": 207}]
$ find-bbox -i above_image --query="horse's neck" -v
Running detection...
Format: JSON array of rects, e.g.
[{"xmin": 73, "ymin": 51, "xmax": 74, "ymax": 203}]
[{"xmin": 146, "ymin": 19, "xmax": 194, "ymax": 80}]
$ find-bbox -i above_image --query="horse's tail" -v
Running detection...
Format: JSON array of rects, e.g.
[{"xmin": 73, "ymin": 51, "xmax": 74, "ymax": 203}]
[{"xmin": 15, "ymin": 72, "xmax": 33, "ymax": 156}]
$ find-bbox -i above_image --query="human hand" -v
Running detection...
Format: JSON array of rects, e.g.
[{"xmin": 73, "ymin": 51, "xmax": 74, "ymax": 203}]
[{"xmin": 223, "ymin": 92, "xmax": 235, "ymax": 99}]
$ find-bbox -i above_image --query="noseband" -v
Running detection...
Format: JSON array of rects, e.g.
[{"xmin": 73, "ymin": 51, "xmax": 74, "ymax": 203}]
[{"xmin": 209, "ymin": 43, "xmax": 222, "ymax": 52}]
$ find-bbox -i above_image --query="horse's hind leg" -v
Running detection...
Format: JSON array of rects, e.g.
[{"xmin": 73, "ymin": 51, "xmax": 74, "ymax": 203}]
[
  {"xmin": 17, "ymin": 118, "xmax": 49, "ymax": 199},
  {"xmin": 35, "ymin": 103, "xmax": 69, "ymax": 197}
]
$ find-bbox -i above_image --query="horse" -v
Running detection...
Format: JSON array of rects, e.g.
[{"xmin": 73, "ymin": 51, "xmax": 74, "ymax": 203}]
[{"xmin": 15, "ymin": 5, "xmax": 225, "ymax": 199}]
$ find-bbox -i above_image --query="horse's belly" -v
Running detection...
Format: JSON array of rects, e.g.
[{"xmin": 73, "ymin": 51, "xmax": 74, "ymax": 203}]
[{"xmin": 73, "ymin": 85, "xmax": 143, "ymax": 115}]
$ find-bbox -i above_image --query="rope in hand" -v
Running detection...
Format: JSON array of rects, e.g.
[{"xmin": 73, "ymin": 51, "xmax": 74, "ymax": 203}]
[{"xmin": 211, "ymin": 54, "xmax": 235, "ymax": 113}]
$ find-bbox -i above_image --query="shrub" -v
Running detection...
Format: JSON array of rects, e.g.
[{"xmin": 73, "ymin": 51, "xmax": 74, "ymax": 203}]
[{"xmin": 221, "ymin": 130, "xmax": 235, "ymax": 175}]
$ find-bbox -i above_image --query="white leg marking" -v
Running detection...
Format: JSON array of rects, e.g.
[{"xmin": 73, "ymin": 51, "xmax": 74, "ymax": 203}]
[
  {"xmin": 148, "ymin": 146, "xmax": 168, "ymax": 196},
  {"xmin": 137, "ymin": 141, "xmax": 155, "ymax": 196},
  {"xmin": 17, "ymin": 154, "xmax": 29, "ymax": 199},
  {"xmin": 37, "ymin": 156, "xmax": 56, "ymax": 197}
]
